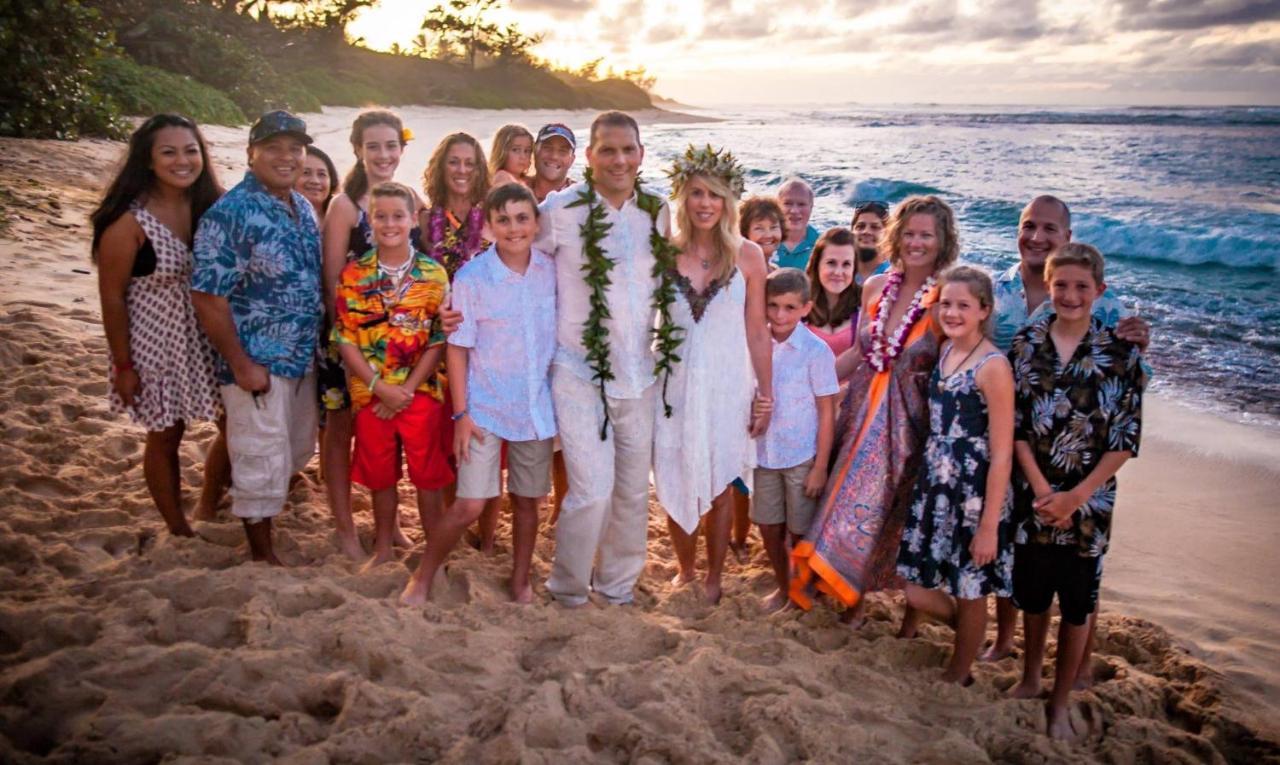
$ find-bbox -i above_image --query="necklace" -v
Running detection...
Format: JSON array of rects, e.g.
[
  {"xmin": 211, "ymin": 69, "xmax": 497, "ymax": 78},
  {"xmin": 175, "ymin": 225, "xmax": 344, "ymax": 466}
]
[
  {"xmin": 937, "ymin": 341, "xmax": 982, "ymax": 393},
  {"xmin": 864, "ymin": 270, "xmax": 937, "ymax": 373},
  {"xmin": 567, "ymin": 168, "xmax": 683, "ymax": 439}
]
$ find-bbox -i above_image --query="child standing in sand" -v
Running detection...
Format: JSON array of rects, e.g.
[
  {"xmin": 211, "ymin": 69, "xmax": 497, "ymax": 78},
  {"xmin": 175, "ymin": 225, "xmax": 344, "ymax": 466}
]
[
  {"xmin": 333, "ymin": 182, "xmax": 453, "ymax": 571},
  {"xmin": 400, "ymin": 184, "xmax": 556, "ymax": 605},
  {"xmin": 752, "ymin": 268, "xmax": 838, "ymax": 611},
  {"xmin": 897, "ymin": 265, "xmax": 1015, "ymax": 685},
  {"xmin": 1006, "ymin": 243, "xmax": 1146, "ymax": 740}
]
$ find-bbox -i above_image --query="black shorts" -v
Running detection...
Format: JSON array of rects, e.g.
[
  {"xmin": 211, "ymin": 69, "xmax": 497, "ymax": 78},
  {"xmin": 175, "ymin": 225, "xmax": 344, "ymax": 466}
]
[{"xmin": 1011, "ymin": 544, "xmax": 1102, "ymax": 626}]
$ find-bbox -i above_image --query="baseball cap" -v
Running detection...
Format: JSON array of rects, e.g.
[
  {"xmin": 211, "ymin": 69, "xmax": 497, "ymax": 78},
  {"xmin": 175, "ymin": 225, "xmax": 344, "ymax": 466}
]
[
  {"xmin": 248, "ymin": 110, "xmax": 313, "ymax": 146},
  {"xmin": 536, "ymin": 123, "xmax": 576, "ymax": 150}
]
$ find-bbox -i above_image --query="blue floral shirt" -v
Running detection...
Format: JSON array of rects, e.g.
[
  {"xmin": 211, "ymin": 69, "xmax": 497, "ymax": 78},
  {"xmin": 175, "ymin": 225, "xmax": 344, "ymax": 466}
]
[
  {"xmin": 192, "ymin": 171, "xmax": 323, "ymax": 384},
  {"xmin": 771, "ymin": 224, "xmax": 820, "ymax": 271},
  {"xmin": 992, "ymin": 262, "xmax": 1128, "ymax": 352}
]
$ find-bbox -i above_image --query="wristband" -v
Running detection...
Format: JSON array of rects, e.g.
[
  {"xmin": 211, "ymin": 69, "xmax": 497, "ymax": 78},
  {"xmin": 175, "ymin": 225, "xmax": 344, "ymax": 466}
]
[
  {"xmin": 368, "ymin": 370, "xmax": 380, "ymax": 394},
  {"xmin": 451, "ymin": 408, "xmax": 469, "ymax": 422}
]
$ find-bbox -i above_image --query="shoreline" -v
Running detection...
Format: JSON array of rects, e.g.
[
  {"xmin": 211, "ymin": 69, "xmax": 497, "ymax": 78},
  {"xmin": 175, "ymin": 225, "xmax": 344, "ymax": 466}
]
[{"xmin": 1, "ymin": 129, "xmax": 1277, "ymax": 761}]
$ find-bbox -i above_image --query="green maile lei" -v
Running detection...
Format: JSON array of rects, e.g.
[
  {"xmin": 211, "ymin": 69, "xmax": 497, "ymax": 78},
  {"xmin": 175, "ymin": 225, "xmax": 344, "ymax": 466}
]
[{"xmin": 566, "ymin": 167, "xmax": 683, "ymax": 440}]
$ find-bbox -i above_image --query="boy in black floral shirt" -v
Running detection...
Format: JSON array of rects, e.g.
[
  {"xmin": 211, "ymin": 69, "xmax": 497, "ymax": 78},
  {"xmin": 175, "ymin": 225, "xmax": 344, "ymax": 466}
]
[{"xmin": 1006, "ymin": 243, "xmax": 1147, "ymax": 741}]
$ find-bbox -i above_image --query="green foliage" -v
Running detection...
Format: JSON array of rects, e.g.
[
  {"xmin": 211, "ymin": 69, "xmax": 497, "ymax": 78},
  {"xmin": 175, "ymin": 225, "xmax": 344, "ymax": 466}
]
[
  {"xmin": 93, "ymin": 55, "xmax": 245, "ymax": 125},
  {"xmin": 418, "ymin": 0, "xmax": 540, "ymax": 70},
  {"xmin": 0, "ymin": 0, "xmax": 127, "ymax": 139},
  {"xmin": 105, "ymin": 0, "xmax": 321, "ymax": 115}
]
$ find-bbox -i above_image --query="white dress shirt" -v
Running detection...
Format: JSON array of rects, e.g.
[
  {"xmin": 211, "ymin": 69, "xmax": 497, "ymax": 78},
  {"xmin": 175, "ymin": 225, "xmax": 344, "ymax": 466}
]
[
  {"xmin": 449, "ymin": 246, "xmax": 558, "ymax": 442},
  {"xmin": 535, "ymin": 182, "xmax": 669, "ymax": 400},
  {"xmin": 757, "ymin": 323, "xmax": 839, "ymax": 470}
]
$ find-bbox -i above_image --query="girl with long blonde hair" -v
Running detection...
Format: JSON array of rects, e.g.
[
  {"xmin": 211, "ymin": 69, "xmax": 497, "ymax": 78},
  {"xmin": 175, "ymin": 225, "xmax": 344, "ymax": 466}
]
[{"xmin": 488, "ymin": 124, "xmax": 534, "ymax": 189}]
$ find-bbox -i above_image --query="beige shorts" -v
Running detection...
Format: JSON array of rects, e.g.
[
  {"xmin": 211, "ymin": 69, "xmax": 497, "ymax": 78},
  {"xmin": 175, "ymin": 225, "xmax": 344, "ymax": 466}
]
[
  {"xmin": 750, "ymin": 458, "xmax": 817, "ymax": 536},
  {"xmin": 455, "ymin": 432, "xmax": 554, "ymax": 500},
  {"xmin": 221, "ymin": 373, "xmax": 317, "ymax": 520}
]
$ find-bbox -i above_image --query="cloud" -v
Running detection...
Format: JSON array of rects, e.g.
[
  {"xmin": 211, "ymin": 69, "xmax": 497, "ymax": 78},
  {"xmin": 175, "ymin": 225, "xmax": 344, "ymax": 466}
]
[
  {"xmin": 1138, "ymin": 38, "xmax": 1280, "ymax": 68},
  {"xmin": 703, "ymin": 15, "xmax": 774, "ymax": 39},
  {"xmin": 1115, "ymin": 0, "xmax": 1280, "ymax": 31},
  {"xmin": 512, "ymin": 0, "xmax": 597, "ymax": 16}
]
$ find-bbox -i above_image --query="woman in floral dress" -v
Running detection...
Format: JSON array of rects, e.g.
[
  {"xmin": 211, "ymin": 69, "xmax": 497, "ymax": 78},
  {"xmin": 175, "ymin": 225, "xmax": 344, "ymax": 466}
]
[
  {"xmin": 790, "ymin": 196, "xmax": 959, "ymax": 630},
  {"xmin": 91, "ymin": 114, "xmax": 229, "ymax": 536}
]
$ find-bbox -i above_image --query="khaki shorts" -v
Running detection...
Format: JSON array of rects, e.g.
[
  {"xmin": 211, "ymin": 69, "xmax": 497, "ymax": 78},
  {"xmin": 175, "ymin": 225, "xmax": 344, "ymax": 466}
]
[
  {"xmin": 750, "ymin": 458, "xmax": 817, "ymax": 536},
  {"xmin": 221, "ymin": 373, "xmax": 317, "ymax": 520},
  {"xmin": 455, "ymin": 432, "xmax": 554, "ymax": 500}
]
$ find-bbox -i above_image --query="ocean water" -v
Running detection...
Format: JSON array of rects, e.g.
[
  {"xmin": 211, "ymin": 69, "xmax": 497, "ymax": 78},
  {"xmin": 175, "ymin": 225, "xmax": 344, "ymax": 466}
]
[{"xmin": 633, "ymin": 104, "xmax": 1280, "ymax": 421}]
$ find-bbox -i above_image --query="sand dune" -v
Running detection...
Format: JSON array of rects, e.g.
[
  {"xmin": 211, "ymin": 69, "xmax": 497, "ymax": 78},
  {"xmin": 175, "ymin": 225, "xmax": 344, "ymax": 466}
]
[{"xmin": 1, "ymin": 125, "xmax": 1278, "ymax": 763}]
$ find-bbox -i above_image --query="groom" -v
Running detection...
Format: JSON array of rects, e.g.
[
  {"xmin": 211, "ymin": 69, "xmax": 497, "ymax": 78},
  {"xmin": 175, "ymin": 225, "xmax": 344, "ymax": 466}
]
[{"xmin": 534, "ymin": 111, "xmax": 668, "ymax": 606}]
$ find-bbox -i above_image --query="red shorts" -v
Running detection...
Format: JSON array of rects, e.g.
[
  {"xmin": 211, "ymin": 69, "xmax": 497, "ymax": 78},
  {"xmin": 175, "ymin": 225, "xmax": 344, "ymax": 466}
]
[{"xmin": 352, "ymin": 393, "xmax": 454, "ymax": 491}]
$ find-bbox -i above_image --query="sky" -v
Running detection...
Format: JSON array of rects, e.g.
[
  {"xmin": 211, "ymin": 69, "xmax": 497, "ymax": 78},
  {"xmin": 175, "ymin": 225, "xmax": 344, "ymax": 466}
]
[{"xmin": 346, "ymin": 0, "xmax": 1280, "ymax": 106}]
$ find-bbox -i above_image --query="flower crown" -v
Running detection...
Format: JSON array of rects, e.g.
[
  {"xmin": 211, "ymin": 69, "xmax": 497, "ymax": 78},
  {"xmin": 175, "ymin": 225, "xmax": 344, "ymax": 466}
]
[
  {"xmin": 401, "ymin": 127, "xmax": 414, "ymax": 143},
  {"xmin": 667, "ymin": 144, "xmax": 746, "ymax": 199}
]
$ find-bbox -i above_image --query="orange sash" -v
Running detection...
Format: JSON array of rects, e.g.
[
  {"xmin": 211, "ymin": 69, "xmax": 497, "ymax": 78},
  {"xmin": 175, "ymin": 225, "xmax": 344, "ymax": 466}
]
[{"xmin": 790, "ymin": 285, "xmax": 938, "ymax": 609}]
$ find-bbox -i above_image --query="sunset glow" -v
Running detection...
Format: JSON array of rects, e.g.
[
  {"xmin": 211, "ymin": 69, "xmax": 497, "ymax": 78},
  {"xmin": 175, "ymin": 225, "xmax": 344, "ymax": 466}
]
[{"xmin": 345, "ymin": 0, "xmax": 1280, "ymax": 106}]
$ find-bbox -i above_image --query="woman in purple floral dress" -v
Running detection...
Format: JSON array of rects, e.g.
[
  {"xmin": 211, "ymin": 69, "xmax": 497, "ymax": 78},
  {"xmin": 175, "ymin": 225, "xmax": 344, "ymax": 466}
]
[{"xmin": 790, "ymin": 196, "xmax": 959, "ymax": 631}]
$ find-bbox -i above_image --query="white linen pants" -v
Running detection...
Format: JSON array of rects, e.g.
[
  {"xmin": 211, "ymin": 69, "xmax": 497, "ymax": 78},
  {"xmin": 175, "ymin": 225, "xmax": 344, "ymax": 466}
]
[
  {"xmin": 221, "ymin": 372, "xmax": 317, "ymax": 520},
  {"xmin": 547, "ymin": 366, "xmax": 655, "ymax": 605}
]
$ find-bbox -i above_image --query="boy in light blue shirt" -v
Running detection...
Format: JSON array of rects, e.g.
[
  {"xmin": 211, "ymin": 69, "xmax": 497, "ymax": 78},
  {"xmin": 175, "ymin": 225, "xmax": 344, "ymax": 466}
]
[{"xmin": 401, "ymin": 184, "xmax": 557, "ymax": 606}]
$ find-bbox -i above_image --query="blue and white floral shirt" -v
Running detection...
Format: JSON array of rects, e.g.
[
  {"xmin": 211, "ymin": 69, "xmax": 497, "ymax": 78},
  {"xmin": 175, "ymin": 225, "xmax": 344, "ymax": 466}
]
[
  {"xmin": 192, "ymin": 171, "xmax": 323, "ymax": 384},
  {"xmin": 449, "ymin": 246, "xmax": 558, "ymax": 443},
  {"xmin": 992, "ymin": 262, "xmax": 1128, "ymax": 352}
]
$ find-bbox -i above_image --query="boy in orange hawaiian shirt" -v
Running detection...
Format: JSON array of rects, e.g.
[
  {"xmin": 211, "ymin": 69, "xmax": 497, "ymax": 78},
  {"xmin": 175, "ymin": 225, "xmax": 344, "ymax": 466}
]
[{"xmin": 334, "ymin": 182, "xmax": 452, "ymax": 570}]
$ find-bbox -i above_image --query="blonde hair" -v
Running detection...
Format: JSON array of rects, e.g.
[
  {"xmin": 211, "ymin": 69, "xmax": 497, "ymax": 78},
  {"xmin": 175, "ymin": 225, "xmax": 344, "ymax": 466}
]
[
  {"xmin": 422, "ymin": 132, "xmax": 489, "ymax": 209},
  {"xmin": 938, "ymin": 264, "xmax": 995, "ymax": 337},
  {"xmin": 673, "ymin": 172, "xmax": 742, "ymax": 284},
  {"xmin": 488, "ymin": 124, "xmax": 533, "ymax": 180},
  {"xmin": 1045, "ymin": 242, "xmax": 1105, "ymax": 284},
  {"xmin": 880, "ymin": 195, "xmax": 960, "ymax": 273}
]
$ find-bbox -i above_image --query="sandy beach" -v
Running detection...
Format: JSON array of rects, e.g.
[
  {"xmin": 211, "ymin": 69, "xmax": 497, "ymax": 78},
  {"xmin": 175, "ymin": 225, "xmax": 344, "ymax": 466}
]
[{"xmin": 1, "ymin": 110, "xmax": 1278, "ymax": 763}]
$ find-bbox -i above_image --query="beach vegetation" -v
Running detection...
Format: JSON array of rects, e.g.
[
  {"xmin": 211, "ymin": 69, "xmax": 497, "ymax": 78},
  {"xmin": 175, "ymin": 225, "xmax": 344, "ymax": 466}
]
[
  {"xmin": 3, "ymin": 0, "xmax": 656, "ymax": 139},
  {"xmin": 0, "ymin": 0, "xmax": 128, "ymax": 139}
]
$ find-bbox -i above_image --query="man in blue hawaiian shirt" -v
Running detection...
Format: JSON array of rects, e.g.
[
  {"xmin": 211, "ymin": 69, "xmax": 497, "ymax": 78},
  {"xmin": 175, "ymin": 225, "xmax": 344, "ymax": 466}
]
[{"xmin": 192, "ymin": 110, "xmax": 323, "ymax": 565}]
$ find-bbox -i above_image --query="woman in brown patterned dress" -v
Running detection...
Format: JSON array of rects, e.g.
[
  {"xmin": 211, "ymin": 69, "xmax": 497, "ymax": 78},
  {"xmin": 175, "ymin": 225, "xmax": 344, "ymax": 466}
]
[
  {"xmin": 90, "ymin": 114, "xmax": 230, "ymax": 536},
  {"xmin": 790, "ymin": 196, "xmax": 959, "ymax": 631}
]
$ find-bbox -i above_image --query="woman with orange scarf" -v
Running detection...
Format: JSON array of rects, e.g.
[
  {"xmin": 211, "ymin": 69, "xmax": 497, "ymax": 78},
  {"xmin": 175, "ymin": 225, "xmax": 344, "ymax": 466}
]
[{"xmin": 790, "ymin": 196, "xmax": 959, "ymax": 630}]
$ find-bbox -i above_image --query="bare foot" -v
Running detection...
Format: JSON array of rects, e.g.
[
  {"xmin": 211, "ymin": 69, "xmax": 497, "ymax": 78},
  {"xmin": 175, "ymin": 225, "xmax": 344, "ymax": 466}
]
[
  {"xmin": 1008, "ymin": 678, "xmax": 1042, "ymax": 699},
  {"xmin": 169, "ymin": 524, "xmax": 196, "ymax": 538},
  {"xmin": 728, "ymin": 541, "xmax": 749, "ymax": 565},
  {"xmin": 1046, "ymin": 702, "xmax": 1078, "ymax": 742},
  {"xmin": 399, "ymin": 576, "xmax": 431, "ymax": 606},
  {"xmin": 335, "ymin": 531, "xmax": 367, "ymax": 561},
  {"xmin": 980, "ymin": 642, "xmax": 1017, "ymax": 662},
  {"xmin": 192, "ymin": 504, "xmax": 218, "ymax": 523},
  {"xmin": 480, "ymin": 540, "xmax": 497, "ymax": 557},
  {"xmin": 510, "ymin": 581, "xmax": 534, "ymax": 604},
  {"xmin": 839, "ymin": 602, "xmax": 867, "ymax": 631},
  {"xmin": 941, "ymin": 670, "xmax": 974, "ymax": 686},
  {"xmin": 670, "ymin": 570, "xmax": 696, "ymax": 587},
  {"xmin": 703, "ymin": 577, "xmax": 722, "ymax": 605},
  {"xmin": 361, "ymin": 548, "xmax": 396, "ymax": 573},
  {"xmin": 761, "ymin": 589, "xmax": 791, "ymax": 613},
  {"xmin": 392, "ymin": 526, "xmax": 414, "ymax": 549},
  {"xmin": 1074, "ymin": 662, "xmax": 1095, "ymax": 690}
]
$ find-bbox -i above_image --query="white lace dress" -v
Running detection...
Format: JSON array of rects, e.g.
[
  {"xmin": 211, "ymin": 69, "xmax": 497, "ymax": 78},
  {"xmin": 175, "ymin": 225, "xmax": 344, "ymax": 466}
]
[{"xmin": 653, "ymin": 267, "xmax": 757, "ymax": 534}]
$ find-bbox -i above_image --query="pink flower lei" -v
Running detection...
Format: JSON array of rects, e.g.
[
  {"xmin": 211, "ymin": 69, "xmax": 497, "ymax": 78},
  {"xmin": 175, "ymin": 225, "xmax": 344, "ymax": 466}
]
[
  {"xmin": 427, "ymin": 205, "xmax": 485, "ymax": 278},
  {"xmin": 863, "ymin": 269, "xmax": 937, "ymax": 372}
]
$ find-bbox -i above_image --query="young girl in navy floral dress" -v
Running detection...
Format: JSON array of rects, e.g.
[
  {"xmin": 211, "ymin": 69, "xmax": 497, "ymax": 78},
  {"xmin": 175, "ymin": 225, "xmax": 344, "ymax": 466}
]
[{"xmin": 897, "ymin": 265, "xmax": 1016, "ymax": 685}]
